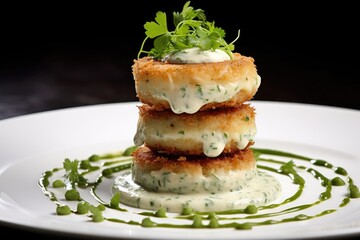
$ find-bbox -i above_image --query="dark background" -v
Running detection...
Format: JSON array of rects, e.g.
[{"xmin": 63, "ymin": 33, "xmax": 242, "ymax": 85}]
[
  {"xmin": 1, "ymin": 0, "xmax": 359, "ymax": 121},
  {"xmin": 0, "ymin": 0, "xmax": 359, "ymax": 239}
]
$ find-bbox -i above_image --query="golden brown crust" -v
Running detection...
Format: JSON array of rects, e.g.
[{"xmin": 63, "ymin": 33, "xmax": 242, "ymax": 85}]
[
  {"xmin": 132, "ymin": 146, "xmax": 256, "ymax": 176},
  {"xmin": 132, "ymin": 53, "xmax": 260, "ymax": 111},
  {"xmin": 135, "ymin": 103, "xmax": 256, "ymax": 155},
  {"xmin": 133, "ymin": 53, "xmax": 255, "ymax": 83},
  {"xmin": 139, "ymin": 103, "xmax": 255, "ymax": 125}
]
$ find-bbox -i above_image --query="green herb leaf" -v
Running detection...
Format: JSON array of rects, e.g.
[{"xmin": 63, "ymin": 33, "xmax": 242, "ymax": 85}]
[
  {"xmin": 110, "ymin": 192, "xmax": 121, "ymax": 208},
  {"xmin": 144, "ymin": 11, "xmax": 168, "ymax": 38},
  {"xmin": 138, "ymin": 1, "xmax": 238, "ymax": 60},
  {"xmin": 63, "ymin": 158, "xmax": 88, "ymax": 187}
]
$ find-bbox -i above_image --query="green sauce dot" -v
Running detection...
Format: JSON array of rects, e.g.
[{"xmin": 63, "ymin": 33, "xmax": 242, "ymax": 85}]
[
  {"xmin": 349, "ymin": 184, "xmax": 360, "ymax": 198},
  {"xmin": 335, "ymin": 167, "xmax": 347, "ymax": 176},
  {"xmin": 294, "ymin": 214, "xmax": 309, "ymax": 220},
  {"xmin": 76, "ymin": 202, "xmax": 90, "ymax": 214},
  {"xmin": 141, "ymin": 217, "xmax": 156, "ymax": 227},
  {"xmin": 208, "ymin": 218, "xmax": 219, "ymax": 228},
  {"xmin": 102, "ymin": 168, "xmax": 113, "ymax": 177},
  {"xmin": 77, "ymin": 180, "xmax": 88, "ymax": 188},
  {"xmin": 65, "ymin": 189, "xmax": 80, "ymax": 201},
  {"xmin": 293, "ymin": 175, "xmax": 305, "ymax": 185},
  {"xmin": 244, "ymin": 205, "xmax": 258, "ymax": 214},
  {"xmin": 44, "ymin": 171, "xmax": 53, "ymax": 177},
  {"xmin": 123, "ymin": 146, "xmax": 138, "ymax": 156},
  {"xmin": 331, "ymin": 177, "xmax": 345, "ymax": 186},
  {"xmin": 42, "ymin": 178, "xmax": 50, "ymax": 187},
  {"xmin": 236, "ymin": 222, "xmax": 252, "ymax": 230},
  {"xmin": 192, "ymin": 215, "xmax": 203, "ymax": 228},
  {"xmin": 320, "ymin": 191, "xmax": 331, "ymax": 201},
  {"xmin": 80, "ymin": 160, "xmax": 91, "ymax": 169},
  {"xmin": 155, "ymin": 208, "xmax": 167, "ymax": 218},
  {"xmin": 181, "ymin": 206, "xmax": 193, "ymax": 215},
  {"xmin": 89, "ymin": 205, "xmax": 104, "ymax": 222},
  {"xmin": 52, "ymin": 179, "xmax": 65, "ymax": 188},
  {"xmin": 89, "ymin": 154, "xmax": 101, "ymax": 162},
  {"xmin": 207, "ymin": 212, "xmax": 218, "ymax": 220},
  {"xmin": 97, "ymin": 204, "xmax": 106, "ymax": 211},
  {"xmin": 56, "ymin": 205, "xmax": 72, "ymax": 215},
  {"xmin": 92, "ymin": 213, "xmax": 104, "ymax": 222}
]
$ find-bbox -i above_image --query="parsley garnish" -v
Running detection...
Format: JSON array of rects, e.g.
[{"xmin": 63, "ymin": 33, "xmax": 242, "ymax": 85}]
[
  {"xmin": 137, "ymin": 1, "xmax": 239, "ymax": 60},
  {"xmin": 63, "ymin": 158, "xmax": 88, "ymax": 187}
]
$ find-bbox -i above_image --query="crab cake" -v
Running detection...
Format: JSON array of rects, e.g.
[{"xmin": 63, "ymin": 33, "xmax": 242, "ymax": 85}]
[
  {"xmin": 134, "ymin": 103, "xmax": 256, "ymax": 157},
  {"xmin": 132, "ymin": 53, "xmax": 261, "ymax": 114},
  {"xmin": 131, "ymin": 146, "xmax": 256, "ymax": 194}
]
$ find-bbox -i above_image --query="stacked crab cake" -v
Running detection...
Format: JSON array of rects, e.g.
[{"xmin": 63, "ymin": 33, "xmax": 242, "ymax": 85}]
[
  {"xmin": 131, "ymin": 52, "xmax": 261, "ymax": 195},
  {"xmin": 111, "ymin": 1, "xmax": 281, "ymax": 213}
]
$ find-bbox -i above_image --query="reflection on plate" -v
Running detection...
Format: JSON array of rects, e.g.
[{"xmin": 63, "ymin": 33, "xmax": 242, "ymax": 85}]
[{"xmin": 0, "ymin": 101, "xmax": 359, "ymax": 240}]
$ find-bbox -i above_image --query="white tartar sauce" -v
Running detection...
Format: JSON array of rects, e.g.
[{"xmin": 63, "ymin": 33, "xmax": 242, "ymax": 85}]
[
  {"xmin": 163, "ymin": 47, "xmax": 231, "ymax": 64},
  {"xmin": 112, "ymin": 170, "xmax": 281, "ymax": 213},
  {"xmin": 137, "ymin": 75, "xmax": 261, "ymax": 114}
]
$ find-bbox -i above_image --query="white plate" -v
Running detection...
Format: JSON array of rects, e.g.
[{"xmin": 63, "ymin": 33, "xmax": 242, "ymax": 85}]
[{"xmin": 0, "ymin": 101, "xmax": 359, "ymax": 239}]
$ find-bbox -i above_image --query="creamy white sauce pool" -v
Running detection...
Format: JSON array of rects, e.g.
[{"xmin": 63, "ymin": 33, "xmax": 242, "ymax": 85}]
[
  {"xmin": 163, "ymin": 47, "xmax": 231, "ymax": 64},
  {"xmin": 112, "ymin": 170, "xmax": 281, "ymax": 213}
]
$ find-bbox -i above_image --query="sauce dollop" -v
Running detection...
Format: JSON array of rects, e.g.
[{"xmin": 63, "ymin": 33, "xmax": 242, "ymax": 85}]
[{"xmin": 163, "ymin": 48, "xmax": 230, "ymax": 64}]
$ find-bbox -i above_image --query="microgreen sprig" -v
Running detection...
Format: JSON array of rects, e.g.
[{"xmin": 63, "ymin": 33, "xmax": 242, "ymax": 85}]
[
  {"xmin": 63, "ymin": 158, "xmax": 88, "ymax": 187},
  {"xmin": 137, "ymin": 1, "xmax": 239, "ymax": 60}
]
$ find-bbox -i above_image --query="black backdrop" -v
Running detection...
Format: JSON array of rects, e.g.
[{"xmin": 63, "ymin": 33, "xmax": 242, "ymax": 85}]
[{"xmin": 0, "ymin": 0, "xmax": 359, "ymax": 120}]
